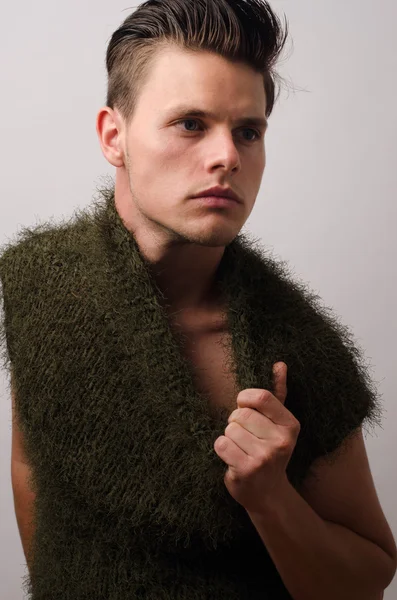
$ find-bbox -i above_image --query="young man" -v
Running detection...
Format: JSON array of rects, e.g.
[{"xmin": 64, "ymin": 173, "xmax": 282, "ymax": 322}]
[{"xmin": 2, "ymin": 1, "xmax": 396, "ymax": 599}]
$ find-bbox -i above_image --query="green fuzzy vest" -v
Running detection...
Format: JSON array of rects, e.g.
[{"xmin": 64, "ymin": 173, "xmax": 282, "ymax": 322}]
[{"xmin": 0, "ymin": 185, "xmax": 382, "ymax": 599}]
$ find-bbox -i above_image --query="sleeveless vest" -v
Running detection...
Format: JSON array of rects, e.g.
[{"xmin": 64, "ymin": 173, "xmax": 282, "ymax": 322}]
[{"xmin": 0, "ymin": 185, "xmax": 382, "ymax": 599}]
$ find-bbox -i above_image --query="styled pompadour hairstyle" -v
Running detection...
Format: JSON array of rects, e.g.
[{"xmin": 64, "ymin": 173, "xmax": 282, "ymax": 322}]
[{"xmin": 105, "ymin": 0, "xmax": 289, "ymax": 125}]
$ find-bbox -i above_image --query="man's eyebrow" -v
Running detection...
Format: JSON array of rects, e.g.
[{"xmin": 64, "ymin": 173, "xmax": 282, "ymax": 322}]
[{"xmin": 164, "ymin": 106, "xmax": 268, "ymax": 130}]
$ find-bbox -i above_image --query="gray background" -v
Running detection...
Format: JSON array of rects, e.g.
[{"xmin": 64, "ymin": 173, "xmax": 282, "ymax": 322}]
[{"xmin": 0, "ymin": 1, "xmax": 396, "ymax": 597}]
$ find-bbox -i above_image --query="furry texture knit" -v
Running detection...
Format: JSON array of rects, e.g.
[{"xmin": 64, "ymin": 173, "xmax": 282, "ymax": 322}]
[{"xmin": 0, "ymin": 185, "xmax": 382, "ymax": 599}]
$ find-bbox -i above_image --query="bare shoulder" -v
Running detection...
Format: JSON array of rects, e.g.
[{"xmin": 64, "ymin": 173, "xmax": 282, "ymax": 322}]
[{"xmin": 298, "ymin": 426, "xmax": 397, "ymax": 562}]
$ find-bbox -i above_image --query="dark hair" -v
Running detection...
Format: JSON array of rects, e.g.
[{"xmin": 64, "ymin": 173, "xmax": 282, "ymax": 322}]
[{"xmin": 105, "ymin": 0, "xmax": 289, "ymax": 125}]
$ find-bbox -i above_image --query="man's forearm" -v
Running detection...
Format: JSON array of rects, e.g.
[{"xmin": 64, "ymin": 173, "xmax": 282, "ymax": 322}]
[{"xmin": 247, "ymin": 478, "xmax": 395, "ymax": 600}]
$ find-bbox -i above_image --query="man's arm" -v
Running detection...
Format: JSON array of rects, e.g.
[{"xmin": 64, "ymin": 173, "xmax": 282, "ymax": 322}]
[
  {"xmin": 11, "ymin": 461, "xmax": 36, "ymax": 571},
  {"xmin": 247, "ymin": 428, "xmax": 396, "ymax": 600},
  {"xmin": 10, "ymin": 373, "xmax": 36, "ymax": 572}
]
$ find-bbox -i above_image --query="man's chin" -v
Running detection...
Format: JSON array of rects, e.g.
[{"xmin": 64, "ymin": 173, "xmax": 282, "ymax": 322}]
[
  {"xmin": 185, "ymin": 229, "xmax": 240, "ymax": 248},
  {"xmin": 151, "ymin": 216, "xmax": 242, "ymax": 248}
]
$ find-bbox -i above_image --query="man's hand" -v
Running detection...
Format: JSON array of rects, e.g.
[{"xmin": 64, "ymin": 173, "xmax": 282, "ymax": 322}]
[{"xmin": 213, "ymin": 362, "xmax": 301, "ymax": 514}]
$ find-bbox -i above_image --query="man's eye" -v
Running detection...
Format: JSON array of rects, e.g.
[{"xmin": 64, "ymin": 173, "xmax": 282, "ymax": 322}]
[
  {"xmin": 242, "ymin": 129, "xmax": 261, "ymax": 141},
  {"xmin": 176, "ymin": 119, "xmax": 202, "ymax": 132},
  {"xmin": 175, "ymin": 119, "xmax": 261, "ymax": 141}
]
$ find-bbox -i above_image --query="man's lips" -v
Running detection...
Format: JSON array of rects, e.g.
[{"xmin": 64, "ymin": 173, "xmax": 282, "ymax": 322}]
[
  {"xmin": 191, "ymin": 186, "xmax": 242, "ymax": 203},
  {"xmin": 191, "ymin": 195, "xmax": 240, "ymax": 207}
]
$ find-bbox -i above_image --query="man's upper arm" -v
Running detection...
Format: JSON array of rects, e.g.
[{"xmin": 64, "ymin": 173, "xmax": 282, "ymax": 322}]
[
  {"xmin": 11, "ymin": 371, "xmax": 31, "ymax": 467},
  {"xmin": 298, "ymin": 426, "xmax": 397, "ymax": 564}
]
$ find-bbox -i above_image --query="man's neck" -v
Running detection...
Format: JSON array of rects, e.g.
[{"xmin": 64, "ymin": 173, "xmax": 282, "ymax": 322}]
[{"xmin": 114, "ymin": 186, "xmax": 226, "ymax": 316}]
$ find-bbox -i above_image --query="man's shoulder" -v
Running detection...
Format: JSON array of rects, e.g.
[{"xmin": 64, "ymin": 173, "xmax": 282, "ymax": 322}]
[{"xmin": 0, "ymin": 203, "xmax": 98, "ymax": 278}]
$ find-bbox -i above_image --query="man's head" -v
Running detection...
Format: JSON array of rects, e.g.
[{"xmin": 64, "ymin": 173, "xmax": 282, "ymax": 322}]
[{"xmin": 97, "ymin": 0, "xmax": 288, "ymax": 251}]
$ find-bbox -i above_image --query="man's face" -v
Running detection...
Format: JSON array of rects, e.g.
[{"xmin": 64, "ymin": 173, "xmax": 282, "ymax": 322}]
[{"xmin": 119, "ymin": 46, "xmax": 267, "ymax": 247}]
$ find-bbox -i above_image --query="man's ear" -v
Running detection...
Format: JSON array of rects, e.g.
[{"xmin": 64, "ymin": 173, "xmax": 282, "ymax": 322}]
[{"xmin": 96, "ymin": 106, "xmax": 125, "ymax": 168}]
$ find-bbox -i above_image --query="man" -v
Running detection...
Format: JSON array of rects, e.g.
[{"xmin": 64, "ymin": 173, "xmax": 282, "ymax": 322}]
[{"xmin": 4, "ymin": 1, "xmax": 396, "ymax": 599}]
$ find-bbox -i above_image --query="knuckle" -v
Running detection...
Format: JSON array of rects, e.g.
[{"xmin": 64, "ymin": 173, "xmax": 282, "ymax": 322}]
[
  {"xmin": 239, "ymin": 407, "xmax": 252, "ymax": 421},
  {"xmin": 215, "ymin": 436, "xmax": 228, "ymax": 450},
  {"xmin": 226, "ymin": 470, "xmax": 240, "ymax": 484},
  {"xmin": 259, "ymin": 390, "xmax": 272, "ymax": 403},
  {"xmin": 225, "ymin": 422, "xmax": 238, "ymax": 435},
  {"xmin": 277, "ymin": 437, "xmax": 292, "ymax": 453},
  {"xmin": 293, "ymin": 419, "xmax": 301, "ymax": 434}
]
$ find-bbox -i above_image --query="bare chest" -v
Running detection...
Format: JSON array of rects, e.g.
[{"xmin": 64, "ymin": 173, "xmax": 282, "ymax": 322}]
[{"xmin": 171, "ymin": 318, "xmax": 239, "ymax": 416}]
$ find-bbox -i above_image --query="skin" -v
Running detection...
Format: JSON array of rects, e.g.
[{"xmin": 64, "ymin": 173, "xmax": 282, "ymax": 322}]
[
  {"xmin": 220, "ymin": 361, "xmax": 299, "ymax": 514},
  {"xmin": 96, "ymin": 45, "xmax": 268, "ymax": 317}
]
